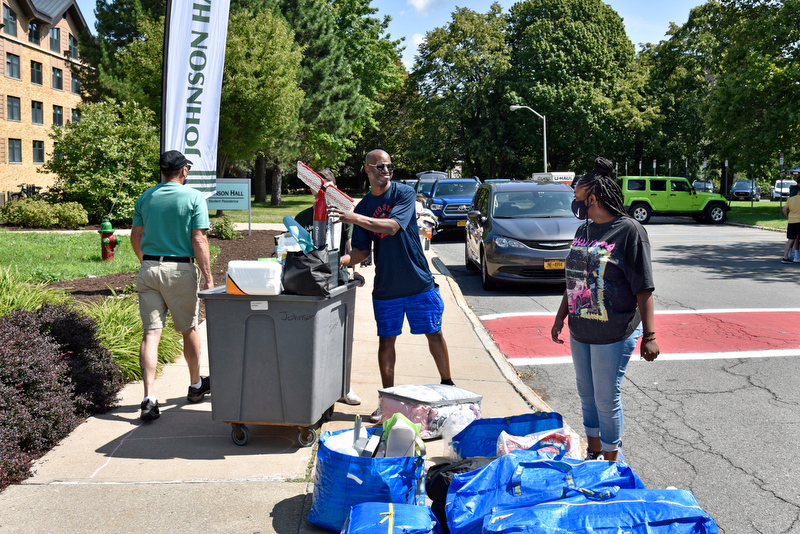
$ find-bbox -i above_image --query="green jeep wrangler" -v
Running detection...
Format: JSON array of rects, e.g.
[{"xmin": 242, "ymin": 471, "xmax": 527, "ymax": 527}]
[{"xmin": 620, "ymin": 176, "xmax": 729, "ymax": 224}]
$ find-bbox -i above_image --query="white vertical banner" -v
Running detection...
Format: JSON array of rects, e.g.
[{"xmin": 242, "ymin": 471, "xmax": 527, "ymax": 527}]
[{"xmin": 162, "ymin": 0, "xmax": 231, "ymax": 197}]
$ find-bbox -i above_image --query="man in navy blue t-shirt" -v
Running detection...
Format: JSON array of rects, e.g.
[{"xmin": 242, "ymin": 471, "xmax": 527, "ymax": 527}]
[{"xmin": 329, "ymin": 149, "xmax": 454, "ymax": 423}]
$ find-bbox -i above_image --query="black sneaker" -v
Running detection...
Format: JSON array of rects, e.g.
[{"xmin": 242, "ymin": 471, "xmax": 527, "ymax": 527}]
[
  {"xmin": 781, "ymin": 257, "xmax": 793, "ymax": 264},
  {"xmin": 187, "ymin": 376, "xmax": 211, "ymax": 403},
  {"xmin": 586, "ymin": 449, "xmax": 604, "ymax": 460},
  {"xmin": 140, "ymin": 399, "xmax": 160, "ymax": 421}
]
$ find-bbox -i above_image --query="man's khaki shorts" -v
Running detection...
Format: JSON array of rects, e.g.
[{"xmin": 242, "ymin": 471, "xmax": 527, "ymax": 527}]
[{"xmin": 137, "ymin": 260, "xmax": 200, "ymax": 332}]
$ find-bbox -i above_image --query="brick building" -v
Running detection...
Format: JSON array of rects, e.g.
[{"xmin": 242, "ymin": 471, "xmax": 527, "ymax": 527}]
[{"xmin": 0, "ymin": 0, "xmax": 86, "ymax": 200}]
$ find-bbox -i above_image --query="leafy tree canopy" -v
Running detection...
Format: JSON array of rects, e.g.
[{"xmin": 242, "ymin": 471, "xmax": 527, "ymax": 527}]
[{"xmin": 43, "ymin": 99, "xmax": 159, "ymax": 224}]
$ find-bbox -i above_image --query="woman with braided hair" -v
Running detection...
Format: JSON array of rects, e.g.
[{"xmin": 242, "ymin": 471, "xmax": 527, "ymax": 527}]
[{"xmin": 551, "ymin": 157, "xmax": 659, "ymax": 461}]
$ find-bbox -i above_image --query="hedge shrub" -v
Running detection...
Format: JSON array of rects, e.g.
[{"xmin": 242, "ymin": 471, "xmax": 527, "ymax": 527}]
[
  {"xmin": 0, "ymin": 309, "xmax": 80, "ymax": 489},
  {"xmin": 0, "ymin": 199, "xmax": 89, "ymax": 229},
  {"xmin": 38, "ymin": 303, "xmax": 123, "ymax": 417},
  {"xmin": 0, "ymin": 302, "xmax": 124, "ymax": 490}
]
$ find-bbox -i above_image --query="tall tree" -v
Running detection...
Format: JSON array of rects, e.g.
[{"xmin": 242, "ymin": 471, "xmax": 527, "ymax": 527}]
[
  {"xmin": 706, "ymin": 0, "xmax": 800, "ymax": 174},
  {"xmin": 505, "ymin": 0, "xmax": 637, "ymax": 174},
  {"xmin": 73, "ymin": 0, "xmax": 166, "ymax": 103},
  {"xmin": 411, "ymin": 3, "xmax": 511, "ymax": 178},
  {"xmin": 640, "ymin": 1, "xmax": 729, "ymax": 181},
  {"xmin": 116, "ymin": 8, "xmax": 304, "ymax": 187}
]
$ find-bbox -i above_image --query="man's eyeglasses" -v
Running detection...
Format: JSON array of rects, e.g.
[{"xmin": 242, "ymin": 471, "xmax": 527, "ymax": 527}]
[
  {"xmin": 185, "ymin": 164, "xmax": 192, "ymax": 172},
  {"xmin": 367, "ymin": 162, "xmax": 395, "ymax": 172}
]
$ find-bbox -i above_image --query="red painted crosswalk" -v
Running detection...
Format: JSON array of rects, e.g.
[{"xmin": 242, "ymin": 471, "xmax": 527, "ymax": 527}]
[{"xmin": 480, "ymin": 310, "xmax": 800, "ymax": 365}]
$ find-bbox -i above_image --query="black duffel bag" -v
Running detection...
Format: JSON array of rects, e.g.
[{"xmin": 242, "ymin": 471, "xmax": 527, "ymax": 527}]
[
  {"xmin": 425, "ymin": 456, "xmax": 496, "ymax": 534},
  {"xmin": 282, "ymin": 248, "xmax": 333, "ymax": 297}
]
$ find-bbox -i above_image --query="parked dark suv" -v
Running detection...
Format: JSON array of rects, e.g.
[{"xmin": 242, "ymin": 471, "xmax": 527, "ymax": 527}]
[
  {"xmin": 422, "ymin": 176, "xmax": 481, "ymax": 230},
  {"xmin": 728, "ymin": 179, "xmax": 761, "ymax": 201}
]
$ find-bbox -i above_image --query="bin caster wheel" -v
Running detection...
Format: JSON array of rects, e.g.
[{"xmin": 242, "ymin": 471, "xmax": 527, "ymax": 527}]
[
  {"xmin": 231, "ymin": 424, "xmax": 249, "ymax": 446},
  {"xmin": 297, "ymin": 427, "xmax": 317, "ymax": 447}
]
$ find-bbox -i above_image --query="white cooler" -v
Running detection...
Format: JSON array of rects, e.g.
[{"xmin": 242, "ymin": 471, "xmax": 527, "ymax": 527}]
[{"xmin": 226, "ymin": 260, "xmax": 282, "ymax": 295}]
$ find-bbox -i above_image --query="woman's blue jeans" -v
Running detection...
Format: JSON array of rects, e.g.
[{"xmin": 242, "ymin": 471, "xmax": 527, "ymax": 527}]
[{"xmin": 570, "ymin": 324, "xmax": 642, "ymax": 451}]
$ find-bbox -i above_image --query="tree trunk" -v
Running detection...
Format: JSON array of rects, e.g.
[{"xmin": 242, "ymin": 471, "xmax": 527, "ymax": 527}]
[
  {"xmin": 270, "ymin": 164, "xmax": 283, "ymax": 206},
  {"xmin": 254, "ymin": 155, "xmax": 267, "ymax": 203}
]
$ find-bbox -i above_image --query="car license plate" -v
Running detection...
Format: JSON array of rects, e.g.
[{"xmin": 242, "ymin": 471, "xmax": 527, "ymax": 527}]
[
  {"xmin": 544, "ymin": 260, "xmax": 565, "ymax": 270},
  {"xmin": 457, "ymin": 220, "xmax": 466, "ymax": 227}
]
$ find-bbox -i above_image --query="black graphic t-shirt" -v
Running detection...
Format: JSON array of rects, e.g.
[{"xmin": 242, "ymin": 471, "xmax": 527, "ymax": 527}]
[{"xmin": 565, "ymin": 216, "xmax": 654, "ymax": 345}]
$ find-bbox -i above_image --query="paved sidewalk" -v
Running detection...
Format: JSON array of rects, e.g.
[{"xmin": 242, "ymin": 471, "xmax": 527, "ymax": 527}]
[{"xmin": 0, "ymin": 224, "xmax": 552, "ymax": 533}]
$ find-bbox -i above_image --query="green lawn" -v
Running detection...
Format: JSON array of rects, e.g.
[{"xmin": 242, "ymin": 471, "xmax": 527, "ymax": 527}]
[
  {"xmin": 213, "ymin": 194, "xmax": 318, "ymax": 224},
  {"xmin": 726, "ymin": 200, "xmax": 788, "ymax": 231},
  {"xmin": 0, "ymin": 231, "xmax": 142, "ymax": 282}
]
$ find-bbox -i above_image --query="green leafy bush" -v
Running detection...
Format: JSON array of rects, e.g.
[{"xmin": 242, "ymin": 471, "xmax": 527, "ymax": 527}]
[
  {"xmin": 53, "ymin": 202, "xmax": 89, "ymax": 229},
  {"xmin": 0, "ymin": 199, "xmax": 57, "ymax": 227},
  {"xmin": 0, "ymin": 199, "xmax": 89, "ymax": 229},
  {"xmin": 43, "ymin": 98, "xmax": 159, "ymax": 224},
  {"xmin": 209, "ymin": 215, "xmax": 243, "ymax": 240}
]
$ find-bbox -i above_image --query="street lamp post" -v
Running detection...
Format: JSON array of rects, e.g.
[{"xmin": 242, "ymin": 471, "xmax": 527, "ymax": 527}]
[{"xmin": 510, "ymin": 105, "xmax": 547, "ymax": 173}]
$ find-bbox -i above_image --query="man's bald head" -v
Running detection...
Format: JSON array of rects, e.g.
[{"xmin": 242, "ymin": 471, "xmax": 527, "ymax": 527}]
[{"xmin": 366, "ymin": 149, "xmax": 391, "ymax": 164}]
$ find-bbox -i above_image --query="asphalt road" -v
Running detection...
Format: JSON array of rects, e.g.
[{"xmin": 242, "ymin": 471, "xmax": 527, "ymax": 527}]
[{"xmin": 431, "ymin": 218, "xmax": 800, "ymax": 534}]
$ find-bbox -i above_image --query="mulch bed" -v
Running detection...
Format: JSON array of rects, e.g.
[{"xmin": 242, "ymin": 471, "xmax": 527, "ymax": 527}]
[{"xmin": 45, "ymin": 230, "xmax": 281, "ymax": 318}]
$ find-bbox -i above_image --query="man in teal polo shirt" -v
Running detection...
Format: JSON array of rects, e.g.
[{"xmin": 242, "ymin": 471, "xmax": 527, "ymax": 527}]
[{"xmin": 131, "ymin": 150, "xmax": 215, "ymax": 421}]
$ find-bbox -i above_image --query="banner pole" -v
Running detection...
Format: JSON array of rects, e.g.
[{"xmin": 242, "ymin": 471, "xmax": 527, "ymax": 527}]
[{"xmin": 159, "ymin": 0, "xmax": 173, "ymax": 158}]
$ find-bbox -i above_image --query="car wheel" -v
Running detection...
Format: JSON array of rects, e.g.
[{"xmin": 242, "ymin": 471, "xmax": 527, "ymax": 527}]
[
  {"xmin": 704, "ymin": 203, "xmax": 727, "ymax": 224},
  {"xmin": 465, "ymin": 242, "xmax": 478, "ymax": 271},
  {"xmin": 629, "ymin": 203, "xmax": 651, "ymax": 224},
  {"xmin": 480, "ymin": 250, "xmax": 497, "ymax": 291}
]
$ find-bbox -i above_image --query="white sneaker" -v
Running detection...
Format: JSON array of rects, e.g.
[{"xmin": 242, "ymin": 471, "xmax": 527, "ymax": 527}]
[
  {"xmin": 339, "ymin": 389, "xmax": 362, "ymax": 405},
  {"xmin": 794, "ymin": 255, "xmax": 800, "ymax": 263}
]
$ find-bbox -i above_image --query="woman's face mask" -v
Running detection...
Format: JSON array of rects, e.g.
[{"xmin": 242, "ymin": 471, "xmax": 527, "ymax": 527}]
[{"xmin": 571, "ymin": 193, "xmax": 595, "ymax": 220}]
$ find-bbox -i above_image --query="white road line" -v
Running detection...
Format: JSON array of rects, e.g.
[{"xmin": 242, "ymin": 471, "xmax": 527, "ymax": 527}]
[
  {"xmin": 480, "ymin": 308, "xmax": 800, "ymax": 321},
  {"xmin": 511, "ymin": 348, "xmax": 800, "ymax": 366}
]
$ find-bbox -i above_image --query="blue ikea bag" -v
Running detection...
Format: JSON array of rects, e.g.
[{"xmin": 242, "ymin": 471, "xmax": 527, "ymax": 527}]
[
  {"xmin": 449, "ymin": 412, "xmax": 563, "ymax": 459},
  {"xmin": 308, "ymin": 428, "xmax": 426, "ymax": 531},
  {"xmin": 446, "ymin": 449, "xmax": 645, "ymax": 534},
  {"xmin": 481, "ymin": 488, "xmax": 718, "ymax": 533},
  {"xmin": 342, "ymin": 502, "xmax": 440, "ymax": 534}
]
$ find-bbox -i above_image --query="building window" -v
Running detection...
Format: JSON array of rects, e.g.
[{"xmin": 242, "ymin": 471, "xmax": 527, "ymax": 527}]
[
  {"xmin": 28, "ymin": 22, "xmax": 40, "ymax": 45},
  {"xmin": 6, "ymin": 53, "xmax": 20, "ymax": 79},
  {"xmin": 49, "ymin": 27, "xmax": 60, "ymax": 52},
  {"xmin": 31, "ymin": 101, "xmax": 43, "ymax": 124},
  {"xmin": 71, "ymin": 75, "xmax": 80, "ymax": 94},
  {"xmin": 3, "ymin": 6, "xmax": 17, "ymax": 37},
  {"xmin": 71, "ymin": 108, "xmax": 80, "ymax": 123},
  {"xmin": 52, "ymin": 67, "xmax": 62, "ymax": 90},
  {"xmin": 7, "ymin": 96, "xmax": 20, "ymax": 121},
  {"xmin": 69, "ymin": 34, "xmax": 78, "ymax": 59},
  {"xmin": 31, "ymin": 61, "xmax": 42, "ymax": 85},
  {"xmin": 8, "ymin": 139, "xmax": 21, "ymax": 163},
  {"xmin": 32, "ymin": 141, "xmax": 44, "ymax": 163},
  {"xmin": 53, "ymin": 105, "xmax": 63, "ymax": 126}
]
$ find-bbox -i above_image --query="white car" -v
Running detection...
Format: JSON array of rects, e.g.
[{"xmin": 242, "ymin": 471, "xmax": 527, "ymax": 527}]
[{"xmin": 771, "ymin": 179, "xmax": 797, "ymax": 201}]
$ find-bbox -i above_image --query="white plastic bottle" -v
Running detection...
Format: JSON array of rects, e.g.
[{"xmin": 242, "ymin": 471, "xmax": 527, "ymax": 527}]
[{"xmin": 384, "ymin": 418, "xmax": 417, "ymax": 457}]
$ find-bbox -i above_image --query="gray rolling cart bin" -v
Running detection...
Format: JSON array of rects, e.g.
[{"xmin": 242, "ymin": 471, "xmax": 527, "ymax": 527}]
[{"xmin": 199, "ymin": 281, "xmax": 358, "ymax": 447}]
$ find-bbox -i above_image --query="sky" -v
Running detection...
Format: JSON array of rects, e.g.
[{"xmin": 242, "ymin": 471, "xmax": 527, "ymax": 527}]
[{"xmin": 74, "ymin": 0, "xmax": 703, "ymax": 68}]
